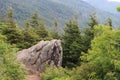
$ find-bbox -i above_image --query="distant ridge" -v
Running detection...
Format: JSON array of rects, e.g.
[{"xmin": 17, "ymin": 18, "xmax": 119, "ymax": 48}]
[
  {"xmin": 0, "ymin": 0, "xmax": 120, "ymax": 31},
  {"xmin": 83, "ymin": 0, "xmax": 120, "ymax": 14}
]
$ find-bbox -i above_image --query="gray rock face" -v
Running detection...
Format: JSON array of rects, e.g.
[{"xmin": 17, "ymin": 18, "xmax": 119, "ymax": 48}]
[{"xmin": 17, "ymin": 40, "xmax": 62, "ymax": 74}]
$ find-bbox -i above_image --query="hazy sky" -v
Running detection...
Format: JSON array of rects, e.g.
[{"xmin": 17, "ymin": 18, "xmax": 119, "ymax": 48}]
[
  {"xmin": 82, "ymin": 0, "xmax": 120, "ymax": 14},
  {"xmin": 83, "ymin": 0, "xmax": 120, "ymax": 2},
  {"xmin": 108, "ymin": 0, "xmax": 120, "ymax": 2}
]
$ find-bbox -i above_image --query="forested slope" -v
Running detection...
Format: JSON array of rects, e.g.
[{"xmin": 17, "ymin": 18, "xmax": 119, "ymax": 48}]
[{"xmin": 0, "ymin": 0, "xmax": 120, "ymax": 30}]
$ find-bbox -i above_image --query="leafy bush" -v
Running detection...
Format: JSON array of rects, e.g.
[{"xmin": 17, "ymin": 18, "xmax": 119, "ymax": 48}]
[
  {"xmin": 81, "ymin": 25, "xmax": 120, "ymax": 80},
  {"xmin": 42, "ymin": 25, "xmax": 120, "ymax": 80},
  {"xmin": 41, "ymin": 67, "xmax": 71, "ymax": 80},
  {"xmin": 0, "ymin": 34, "xmax": 26, "ymax": 80}
]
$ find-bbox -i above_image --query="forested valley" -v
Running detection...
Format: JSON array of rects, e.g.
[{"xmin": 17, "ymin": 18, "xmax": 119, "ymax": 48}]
[{"xmin": 0, "ymin": 7, "xmax": 120, "ymax": 80}]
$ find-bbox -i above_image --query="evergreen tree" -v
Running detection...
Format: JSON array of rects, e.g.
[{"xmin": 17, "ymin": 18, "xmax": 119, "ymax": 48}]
[
  {"xmin": 35, "ymin": 20, "xmax": 51, "ymax": 40},
  {"xmin": 88, "ymin": 14, "xmax": 98, "ymax": 29},
  {"xmin": 7, "ymin": 7, "xmax": 16, "ymax": 28},
  {"xmin": 0, "ymin": 14, "xmax": 5, "ymax": 24},
  {"xmin": 1, "ymin": 8, "xmax": 24, "ymax": 48},
  {"xmin": 29, "ymin": 11, "xmax": 51, "ymax": 40},
  {"xmin": 30, "ymin": 11, "xmax": 39, "ymax": 27},
  {"xmin": 83, "ymin": 14, "xmax": 98, "ymax": 52},
  {"xmin": 62, "ymin": 19, "xmax": 83, "ymax": 68},
  {"xmin": 51, "ymin": 19, "xmax": 61, "ymax": 39},
  {"xmin": 105, "ymin": 18, "xmax": 113, "ymax": 30},
  {"xmin": 22, "ymin": 21, "xmax": 39, "ymax": 48}
]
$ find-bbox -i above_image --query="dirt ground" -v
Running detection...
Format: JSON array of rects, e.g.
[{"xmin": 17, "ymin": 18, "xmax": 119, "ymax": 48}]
[{"xmin": 26, "ymin": 74, "xmax": 40, "ymax": 80}]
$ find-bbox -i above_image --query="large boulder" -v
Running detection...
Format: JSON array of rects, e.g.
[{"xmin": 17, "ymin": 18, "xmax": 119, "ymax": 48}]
[{"xmin": 17, "ymin": 40, "xmax": 62, "ymax": 74}]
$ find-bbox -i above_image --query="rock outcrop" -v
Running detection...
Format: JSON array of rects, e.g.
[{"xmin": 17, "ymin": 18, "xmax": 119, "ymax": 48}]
[{"xmin": 17, "ymin": 40, "xmax": 62, "ymax": 74}]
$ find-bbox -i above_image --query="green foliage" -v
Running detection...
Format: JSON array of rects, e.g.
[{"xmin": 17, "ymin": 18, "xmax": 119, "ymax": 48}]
[
  {"xmin": 22, "ymin": 21, "xmax": 39, "ymax": 48},
  {"xmin": 0, "ymin": 34, "xmax": 6, "ymax": 41},
  {"xmin": 0, "ymin": 6, "xmax": 120, "ymax": 80},
  {"xmin": 22, "ymin": 18, "xmax": 52, "ymax": 49},
  {"xmin": 88, "ymin": 14, "xmax": 98, "ymax": 29},
  {"xmin": 7, "ymin": 7, "xmax": 16, "ymax": 28},
  {"xmin": 0, "ymin": 34, "xmax": 26, "ymax": 80},
  {"xmin": 50, "ymin": 20, "xmax": 61, "ymax": 39},
  {"xmin": 117, "ymin": 6, "xmax": 120, "ymax": 12},
  {"xmin": 83, "ymin": 28, "xmax": 94, "ymax": 52},
  {"xmin": 41, "ymin": 67, "xmax": 71, "ymax": 80},
  {"xmin": 1, "ymin": 22, "xmax": 24, "ymax": 48},
  {"xmin": 105, "ymin": 18, "xmax": 113, "ymax": 30},
  {"xmin": 29, "ymin": 12, "xmax": 52, "ymax": 42},
  {"xmin": 81, "ymin": 25, "xmax": 120, "ymax": 80},
  {"xmin": 30, "ymin": 11, "xmax": 39, "ymax": 27},
  {"xmin": 1, "ymin": 0, "xmax": 120, "ymax": 29},
  {"xmin": 35, "ymin": 20, "xmax": 52, "ymax": 40},
  {"xmin": 70, "ymin": 63, "xmax": 99, "ymax": 80},
  {"xmin": 83, "ymin": 14, "xmax": 98, "ymax": 52},
  {"xmin": 50, "ymin": 30, "xmax": 61, "ymax": 39},
  {"xmin": 42, "ymin": 25, "xmax": 119, "ymax": 80},
  {"xmin": 52, "ymin": 77, "xmax": 70, "ymax": 80},
  {"xmin": 62, "ymin": 19, "xmax": 83, "ymax": 68},
  {"xmin": 0, "ymin": 10, "xmax": 52, "ymax": 49},
  {"xmin": 0, "ymin": 8, "xmax": 24, "ymax": 49}
]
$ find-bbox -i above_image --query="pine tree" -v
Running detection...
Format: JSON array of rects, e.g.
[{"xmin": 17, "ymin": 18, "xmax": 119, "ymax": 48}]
[
  {"xmin": 62, "ymin": 19, "xmax": 82, "ymax": 68},
  {"xmin": 88, "ymin": 14, "xmax": 98, "ymax": 29},
  {"xmin": 105, "ymin": 18, "xmax": 113, "ymax": 30},
  {"xmin": 7, "ymin": 7, "xmax": 16, "ymax": 28},
  {"xmin": 30, "ymin": 11, "xmax": 39, "ymax": 27},
  {"xmin": 2, "ymin": 8, "xmax": 24, "ymax": 47},
  {"xmin": 51, "ymin": 19, "xmax": 61, "ymax": 39},
  {"xmin": 35, "ymin": 20, "xmax": 51, "ymax": 40},
  {"xmin": 29, "ymin": 11, "xmax": 51, "ymax": 40},
  {"xmin": 83, "ymin": 14, "xmax": 98, "ymax": 52},
  {"xmin": 22, "ymin": 21, "xmax": 39, "ymax": 48}
]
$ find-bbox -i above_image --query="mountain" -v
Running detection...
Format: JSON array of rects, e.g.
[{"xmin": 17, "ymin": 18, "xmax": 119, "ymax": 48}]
[
  {"xmin": 83, "ymin": 0, "xmax": 120, "ymax": 14},
  {"xmin": 0, "ymin": 0, "xmax": 120, "ymax": 31}
]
